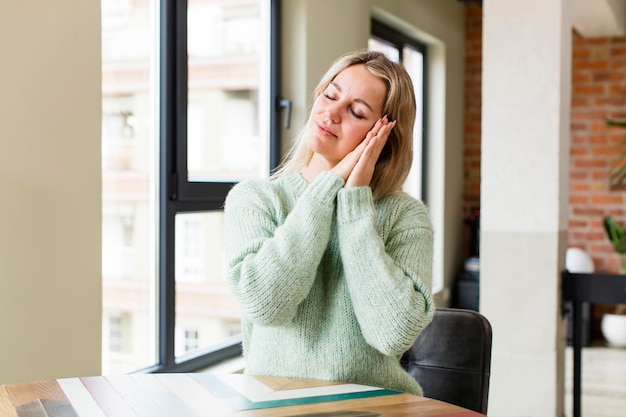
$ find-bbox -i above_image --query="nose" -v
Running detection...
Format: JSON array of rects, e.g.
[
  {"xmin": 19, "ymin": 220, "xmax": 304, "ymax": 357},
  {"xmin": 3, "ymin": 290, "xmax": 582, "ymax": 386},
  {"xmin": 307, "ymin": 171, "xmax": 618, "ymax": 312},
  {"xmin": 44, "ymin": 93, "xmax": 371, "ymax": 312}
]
[{"xmin": 325, "ymin": 102, "xmax": 341, "ymax": 123}]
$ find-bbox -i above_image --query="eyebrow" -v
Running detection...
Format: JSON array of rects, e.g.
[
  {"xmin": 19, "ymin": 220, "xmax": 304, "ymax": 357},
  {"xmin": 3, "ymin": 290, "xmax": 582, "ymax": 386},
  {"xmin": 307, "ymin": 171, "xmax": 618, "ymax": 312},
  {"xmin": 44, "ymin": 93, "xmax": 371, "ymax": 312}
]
[{"xmin": 330, "ymin": 82, "xmax": 374, "ymax": 113}]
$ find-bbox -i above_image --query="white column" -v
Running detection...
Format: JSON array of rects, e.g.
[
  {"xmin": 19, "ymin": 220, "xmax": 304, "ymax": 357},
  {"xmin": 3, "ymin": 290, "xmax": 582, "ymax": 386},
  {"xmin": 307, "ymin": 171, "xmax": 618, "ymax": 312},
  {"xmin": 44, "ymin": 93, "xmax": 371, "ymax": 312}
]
[{"xmin": 481, "ymin": 1, "xmax": 570, "ymax": 416}]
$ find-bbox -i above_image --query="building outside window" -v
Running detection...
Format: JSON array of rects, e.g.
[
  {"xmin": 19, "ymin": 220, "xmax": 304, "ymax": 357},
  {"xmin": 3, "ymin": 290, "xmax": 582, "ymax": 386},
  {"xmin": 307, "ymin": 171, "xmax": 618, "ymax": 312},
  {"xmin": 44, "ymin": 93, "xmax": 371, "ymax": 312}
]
[{"xmin": 108, "ymin": 314, "xmax": 124, "ymax": 353}]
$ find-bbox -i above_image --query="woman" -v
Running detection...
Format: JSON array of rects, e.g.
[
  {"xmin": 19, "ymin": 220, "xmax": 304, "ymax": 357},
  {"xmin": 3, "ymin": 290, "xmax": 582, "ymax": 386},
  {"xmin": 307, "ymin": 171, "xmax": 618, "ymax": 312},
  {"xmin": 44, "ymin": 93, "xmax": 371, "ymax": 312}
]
[{"xmin": 224, "ymin": 50, "xmax": 434, "ymax": 395}]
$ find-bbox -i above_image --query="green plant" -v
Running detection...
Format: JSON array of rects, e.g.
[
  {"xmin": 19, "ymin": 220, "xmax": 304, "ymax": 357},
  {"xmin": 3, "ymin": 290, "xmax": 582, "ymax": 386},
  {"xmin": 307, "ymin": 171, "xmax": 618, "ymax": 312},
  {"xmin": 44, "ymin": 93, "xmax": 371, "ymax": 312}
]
[
  {"xmin": 605, "ymin": 117, "xmax": 626, "ymax": 187},
  {"xmin": 603, "ymin": 215, "xmax": 626, "ymax": 273},
  {"xmin": 604, "ymin": 215, "xmax": 626, "ymax": 252}
]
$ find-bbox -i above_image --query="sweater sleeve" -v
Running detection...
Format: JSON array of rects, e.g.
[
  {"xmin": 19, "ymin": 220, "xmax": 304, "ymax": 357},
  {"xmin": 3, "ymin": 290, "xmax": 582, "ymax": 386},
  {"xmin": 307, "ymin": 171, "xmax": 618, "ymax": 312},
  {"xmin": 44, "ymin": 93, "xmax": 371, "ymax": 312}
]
[
  {"xmin": 224, "ymin": 171, "xmax": 344, "ymax": 326},
  {"xmin": 336, "ymin": 186, "xmax": 434, "ymax": 356}
]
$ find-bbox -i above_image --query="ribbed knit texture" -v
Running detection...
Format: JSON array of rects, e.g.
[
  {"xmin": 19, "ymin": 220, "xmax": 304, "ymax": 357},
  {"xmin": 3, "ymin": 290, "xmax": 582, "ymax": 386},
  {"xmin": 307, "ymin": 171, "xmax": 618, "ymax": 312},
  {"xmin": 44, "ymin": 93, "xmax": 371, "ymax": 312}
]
[{"xmin": 223, "ymin": 171, "xmax": 434, "ymax": 395}]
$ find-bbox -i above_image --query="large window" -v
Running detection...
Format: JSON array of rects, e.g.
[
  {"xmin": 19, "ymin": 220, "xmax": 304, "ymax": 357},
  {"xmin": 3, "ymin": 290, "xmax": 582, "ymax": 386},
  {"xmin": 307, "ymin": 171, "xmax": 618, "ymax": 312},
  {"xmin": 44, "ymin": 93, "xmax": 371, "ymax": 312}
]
[
  {"xmin": 369, "ymin": 20, "xmax": 427, "ymax": 201},
  {"xmin": 101, "ymin": 0, "xmax": 281, "ymax": 374}
]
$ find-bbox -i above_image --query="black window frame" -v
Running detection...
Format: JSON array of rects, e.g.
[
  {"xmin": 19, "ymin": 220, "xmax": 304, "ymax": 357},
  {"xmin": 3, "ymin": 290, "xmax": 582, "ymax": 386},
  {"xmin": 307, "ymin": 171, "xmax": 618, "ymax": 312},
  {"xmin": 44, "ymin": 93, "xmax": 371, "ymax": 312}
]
[
  {"xmin": 146, "ymin": 0, "xmax": 282, "ymax": 373},
  {"xmin": 370, "ymin": 19, "xmax": 428, "ymax": 203}
]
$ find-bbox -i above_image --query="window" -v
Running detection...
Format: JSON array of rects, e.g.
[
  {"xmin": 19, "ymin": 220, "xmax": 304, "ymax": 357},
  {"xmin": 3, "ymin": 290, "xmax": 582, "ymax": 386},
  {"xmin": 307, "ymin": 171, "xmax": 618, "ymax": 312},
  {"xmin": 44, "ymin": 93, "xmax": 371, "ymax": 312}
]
[
  {"xmin": 101, "ymin": 0, "xmax": 281, "ymax": 374},
  {"xmin": 174, "ymin": 327, "xmax": 200, "ymax": 356},
  {"xmin": 184, "ymin": 329, "xmax": 199, "ymax": 352},
  {"xmin": 369, "ymin": 20, "xmax": 427, "ymax": 202},
  {"xmin": 369, "ymin": 19, "xmax": 445, "ymax": 295},
  {"xmin": 108, "ymin": 315, "xmax": 124, "ymax": 353},
  {"xmin": 102, "ymin": 313, "xmax": 135, "ymax": 373}
]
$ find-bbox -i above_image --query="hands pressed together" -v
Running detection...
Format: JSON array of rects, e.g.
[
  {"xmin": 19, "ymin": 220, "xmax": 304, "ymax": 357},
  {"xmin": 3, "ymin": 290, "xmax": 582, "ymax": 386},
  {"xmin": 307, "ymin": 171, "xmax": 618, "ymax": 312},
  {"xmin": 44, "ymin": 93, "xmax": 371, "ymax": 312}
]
[{"xmin": 332, "ymin": 115, "xmax": 396, "ymax": 189}]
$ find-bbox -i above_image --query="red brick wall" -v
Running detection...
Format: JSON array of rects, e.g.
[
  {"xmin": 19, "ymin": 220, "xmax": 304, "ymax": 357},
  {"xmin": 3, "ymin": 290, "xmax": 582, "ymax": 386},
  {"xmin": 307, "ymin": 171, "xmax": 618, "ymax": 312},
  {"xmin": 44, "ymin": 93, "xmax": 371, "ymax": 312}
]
[
  {"xmin": 570, "ymin": 32, "xmax": 626, "ymax": 273},
  {"xmin": 462, "ymin": 5, "xmax": 626, "ymax": 274}
]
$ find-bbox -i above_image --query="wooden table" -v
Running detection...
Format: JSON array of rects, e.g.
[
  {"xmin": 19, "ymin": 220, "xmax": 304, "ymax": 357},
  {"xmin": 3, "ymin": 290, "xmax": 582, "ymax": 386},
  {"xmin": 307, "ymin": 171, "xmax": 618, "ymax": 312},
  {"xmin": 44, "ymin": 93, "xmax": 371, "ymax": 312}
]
[{"xmin": 0, "ymin": 373, "xmax": 487, "ymax": 417}]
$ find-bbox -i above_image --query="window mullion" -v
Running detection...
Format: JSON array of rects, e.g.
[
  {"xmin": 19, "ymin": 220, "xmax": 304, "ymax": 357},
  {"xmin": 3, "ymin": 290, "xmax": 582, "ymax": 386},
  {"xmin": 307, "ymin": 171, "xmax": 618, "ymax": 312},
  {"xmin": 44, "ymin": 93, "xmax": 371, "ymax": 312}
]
[{"xmin": 158, "ymin": 0, "xmax": 180, "ymax": 371}]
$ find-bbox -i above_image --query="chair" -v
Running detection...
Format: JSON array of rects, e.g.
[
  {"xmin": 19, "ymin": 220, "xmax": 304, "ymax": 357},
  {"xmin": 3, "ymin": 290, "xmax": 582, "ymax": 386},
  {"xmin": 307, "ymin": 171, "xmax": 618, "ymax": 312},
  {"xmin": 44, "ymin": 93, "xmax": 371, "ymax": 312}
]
[{"xmin": 401, "ymin": 307, "xmax": 492, "ymax": 414}]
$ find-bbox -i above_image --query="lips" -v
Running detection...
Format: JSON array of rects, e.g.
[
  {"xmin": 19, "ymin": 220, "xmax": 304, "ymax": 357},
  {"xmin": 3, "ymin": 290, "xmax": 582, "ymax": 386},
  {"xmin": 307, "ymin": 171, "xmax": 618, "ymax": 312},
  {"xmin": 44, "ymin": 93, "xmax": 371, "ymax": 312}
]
[{"xmin": 315, "ymin": 122, "xmax": 337, "ymax": 138}]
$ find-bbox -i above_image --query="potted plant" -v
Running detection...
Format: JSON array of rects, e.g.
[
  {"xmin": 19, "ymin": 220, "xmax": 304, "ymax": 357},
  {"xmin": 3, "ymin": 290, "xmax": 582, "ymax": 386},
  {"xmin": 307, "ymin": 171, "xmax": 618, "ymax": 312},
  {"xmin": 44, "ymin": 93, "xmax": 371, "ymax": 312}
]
[{"xmin": 601, "ymin": 215, "xmax": 626, "ymax": 347}]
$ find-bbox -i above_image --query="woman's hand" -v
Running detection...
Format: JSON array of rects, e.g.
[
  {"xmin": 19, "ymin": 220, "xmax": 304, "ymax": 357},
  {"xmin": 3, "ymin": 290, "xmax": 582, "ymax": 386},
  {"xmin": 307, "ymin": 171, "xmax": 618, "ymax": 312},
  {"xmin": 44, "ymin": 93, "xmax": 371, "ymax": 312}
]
[{"xmin": 332, "ymin": 115, "xmax": 396, "ymax": 188}]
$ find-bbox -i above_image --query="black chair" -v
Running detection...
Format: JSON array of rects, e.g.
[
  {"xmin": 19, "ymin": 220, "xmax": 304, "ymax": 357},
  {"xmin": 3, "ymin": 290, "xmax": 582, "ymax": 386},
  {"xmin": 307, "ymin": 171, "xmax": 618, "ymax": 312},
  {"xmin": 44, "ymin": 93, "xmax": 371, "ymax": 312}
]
[{"xmin": 401, "ymin": 307, "xmax": 493, "ymax": 414}]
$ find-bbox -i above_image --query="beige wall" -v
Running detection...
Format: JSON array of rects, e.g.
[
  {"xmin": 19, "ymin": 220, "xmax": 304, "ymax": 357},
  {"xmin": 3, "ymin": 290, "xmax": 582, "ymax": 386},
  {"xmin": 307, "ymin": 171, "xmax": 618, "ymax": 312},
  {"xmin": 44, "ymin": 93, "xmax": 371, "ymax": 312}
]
[
  {"xmin": 281, "ymin": 0, "xmax": 466, "ymax": 303},
  {"xmin": 0, "ymin": 3, "xmax": 102, "ymax": 384}
]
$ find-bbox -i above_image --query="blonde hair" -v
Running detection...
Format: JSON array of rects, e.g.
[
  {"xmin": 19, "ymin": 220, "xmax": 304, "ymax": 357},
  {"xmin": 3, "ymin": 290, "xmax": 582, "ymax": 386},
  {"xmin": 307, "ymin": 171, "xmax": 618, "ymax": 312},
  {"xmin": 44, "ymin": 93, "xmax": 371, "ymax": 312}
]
[{"xmin": 273, "ymin": 50, "xmax": 417, "ymax": 200}]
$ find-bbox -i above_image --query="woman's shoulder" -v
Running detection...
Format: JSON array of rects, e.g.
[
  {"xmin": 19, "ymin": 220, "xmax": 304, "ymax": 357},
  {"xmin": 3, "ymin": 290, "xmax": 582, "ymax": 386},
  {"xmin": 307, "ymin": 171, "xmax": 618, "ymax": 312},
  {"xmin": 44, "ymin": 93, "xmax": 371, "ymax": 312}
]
[
  {"xmin": 377, "ymin": 192, "xmax": 432, "ymax": 230},
  {"xmin": 379, "ymin": 191, "xmax": 428, "ymax": 212}
]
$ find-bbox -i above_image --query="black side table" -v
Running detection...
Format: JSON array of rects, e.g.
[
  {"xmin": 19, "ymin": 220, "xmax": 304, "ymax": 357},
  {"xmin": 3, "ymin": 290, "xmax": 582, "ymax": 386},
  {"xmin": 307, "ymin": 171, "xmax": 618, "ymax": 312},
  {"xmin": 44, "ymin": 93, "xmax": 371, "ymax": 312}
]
[{"xmin": 562, "ymin": 271, "xmax": 626, "ymax": 417}]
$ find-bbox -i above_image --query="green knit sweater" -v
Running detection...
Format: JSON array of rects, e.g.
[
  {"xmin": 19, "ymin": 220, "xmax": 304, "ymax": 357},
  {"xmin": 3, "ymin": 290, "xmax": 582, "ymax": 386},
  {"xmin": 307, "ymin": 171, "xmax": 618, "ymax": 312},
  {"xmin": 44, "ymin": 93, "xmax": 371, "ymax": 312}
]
[{"xmin": 224, "ymin": 170, "xmax": 434, "ymax": 395}]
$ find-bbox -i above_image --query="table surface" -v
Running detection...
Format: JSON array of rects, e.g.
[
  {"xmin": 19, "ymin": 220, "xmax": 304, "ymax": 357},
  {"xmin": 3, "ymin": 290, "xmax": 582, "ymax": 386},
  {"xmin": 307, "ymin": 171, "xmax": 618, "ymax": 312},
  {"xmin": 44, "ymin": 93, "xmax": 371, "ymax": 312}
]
[{"xmin": 0, "ymin": 373, "xmax": 487, "ymax": 417}]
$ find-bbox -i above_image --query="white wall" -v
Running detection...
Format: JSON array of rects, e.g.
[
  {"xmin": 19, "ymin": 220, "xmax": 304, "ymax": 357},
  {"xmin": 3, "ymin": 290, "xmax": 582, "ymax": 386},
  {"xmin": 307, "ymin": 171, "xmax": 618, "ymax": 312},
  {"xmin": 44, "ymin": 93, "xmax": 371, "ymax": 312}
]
[
  {"xmin": 281, "ymin": 0, "xmax": 466, "ymax": 303},
  {"xmin": 481, "ymin": 1, "xmax": 570, "ymax": 415},
  {"xmin": 0, "ymin": 3, "xmax": 102, "ymax": 384}
]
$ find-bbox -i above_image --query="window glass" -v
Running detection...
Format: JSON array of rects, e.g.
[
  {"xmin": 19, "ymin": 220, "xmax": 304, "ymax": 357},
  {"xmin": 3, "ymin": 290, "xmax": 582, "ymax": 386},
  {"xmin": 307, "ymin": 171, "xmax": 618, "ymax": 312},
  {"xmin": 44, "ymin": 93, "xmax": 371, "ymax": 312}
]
[
  {"xmin": 187, "ymin": 0, "xmax": 269, "ymax": 182},
  {"xmin": 174, "ymin": 211, "xmax": 242, "ymax": 358},
  {"xmin": 401, "ymin": 45, "xmax": 424, "ymax": 199},
  {"xmin": 101, "ymin": 0, "xmax": 157, "ymax": 374}
]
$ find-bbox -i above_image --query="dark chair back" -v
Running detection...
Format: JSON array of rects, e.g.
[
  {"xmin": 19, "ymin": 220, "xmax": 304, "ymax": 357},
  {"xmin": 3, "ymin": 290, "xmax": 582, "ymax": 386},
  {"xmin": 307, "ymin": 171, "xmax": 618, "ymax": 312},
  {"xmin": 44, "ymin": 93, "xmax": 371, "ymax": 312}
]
[{"xmin": 401, "ymin": 307, "xmax": 492, "ymax": 414}]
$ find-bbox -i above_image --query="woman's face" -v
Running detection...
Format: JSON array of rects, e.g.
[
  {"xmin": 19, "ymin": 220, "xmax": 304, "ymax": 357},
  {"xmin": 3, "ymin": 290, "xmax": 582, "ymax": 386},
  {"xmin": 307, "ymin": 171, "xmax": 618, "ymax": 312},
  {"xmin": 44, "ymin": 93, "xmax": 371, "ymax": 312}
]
[{"xmin": 307, "ymin": 64, "xmax": 387, "ymax": 165}]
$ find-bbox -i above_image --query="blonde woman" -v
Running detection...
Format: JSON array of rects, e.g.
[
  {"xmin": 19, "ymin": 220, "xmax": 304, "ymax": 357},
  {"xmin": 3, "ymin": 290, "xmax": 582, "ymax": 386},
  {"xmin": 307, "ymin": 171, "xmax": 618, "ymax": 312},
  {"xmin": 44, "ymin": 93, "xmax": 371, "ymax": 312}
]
[{"xmin": 224, "ymin": 50, "xmax": 434, "ymax": 395}]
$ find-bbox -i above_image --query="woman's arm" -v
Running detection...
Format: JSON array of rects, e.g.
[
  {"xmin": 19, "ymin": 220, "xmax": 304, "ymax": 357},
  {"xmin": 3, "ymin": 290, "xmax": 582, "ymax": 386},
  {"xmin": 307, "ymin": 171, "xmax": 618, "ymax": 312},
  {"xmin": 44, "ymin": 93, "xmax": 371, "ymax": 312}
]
[
  {"xmin": 224, "ymin": 171, "xmax": 344, "ymax": 325},
  {"xmin": 336, "ymin": 187, "xmax": 434, "ymax": 356}
]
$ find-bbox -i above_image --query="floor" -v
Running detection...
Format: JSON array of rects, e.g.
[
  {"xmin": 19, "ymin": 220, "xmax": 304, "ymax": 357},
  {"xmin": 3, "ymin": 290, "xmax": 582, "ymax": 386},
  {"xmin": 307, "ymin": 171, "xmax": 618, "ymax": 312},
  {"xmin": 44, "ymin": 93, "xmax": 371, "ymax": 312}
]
[{"xmin": 565, "ymin": 345, "xmax": 626, "ymax": 417}]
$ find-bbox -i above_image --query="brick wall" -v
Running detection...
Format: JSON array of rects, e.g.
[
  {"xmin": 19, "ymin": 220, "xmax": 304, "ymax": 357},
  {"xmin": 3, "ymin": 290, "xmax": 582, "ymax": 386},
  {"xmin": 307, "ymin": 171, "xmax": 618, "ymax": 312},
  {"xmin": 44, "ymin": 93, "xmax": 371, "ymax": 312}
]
[
  {"xmin": 570, "ymin": 32, "xmax": 626, "ymax": 273},
  {"xmin": 462, "ymin": 5, "xmax": 626, "ymax": 273}
]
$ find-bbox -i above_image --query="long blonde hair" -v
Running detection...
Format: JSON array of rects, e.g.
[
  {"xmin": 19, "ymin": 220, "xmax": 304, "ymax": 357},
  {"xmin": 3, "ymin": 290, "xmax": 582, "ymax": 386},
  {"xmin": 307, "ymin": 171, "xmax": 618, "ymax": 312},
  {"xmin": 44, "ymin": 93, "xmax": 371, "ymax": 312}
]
[{"xmin": 273, "ymin": 50, "xmax": 417, "ymax": 200}]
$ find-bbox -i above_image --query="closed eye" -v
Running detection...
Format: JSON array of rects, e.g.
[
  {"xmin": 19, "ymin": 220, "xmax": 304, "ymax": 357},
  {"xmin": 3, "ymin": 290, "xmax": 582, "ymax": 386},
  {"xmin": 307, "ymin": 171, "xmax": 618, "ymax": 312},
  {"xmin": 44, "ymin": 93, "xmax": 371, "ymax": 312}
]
[{"xmin": 350, "ymin": 108, "xmax": 365, "ymax": 119}]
